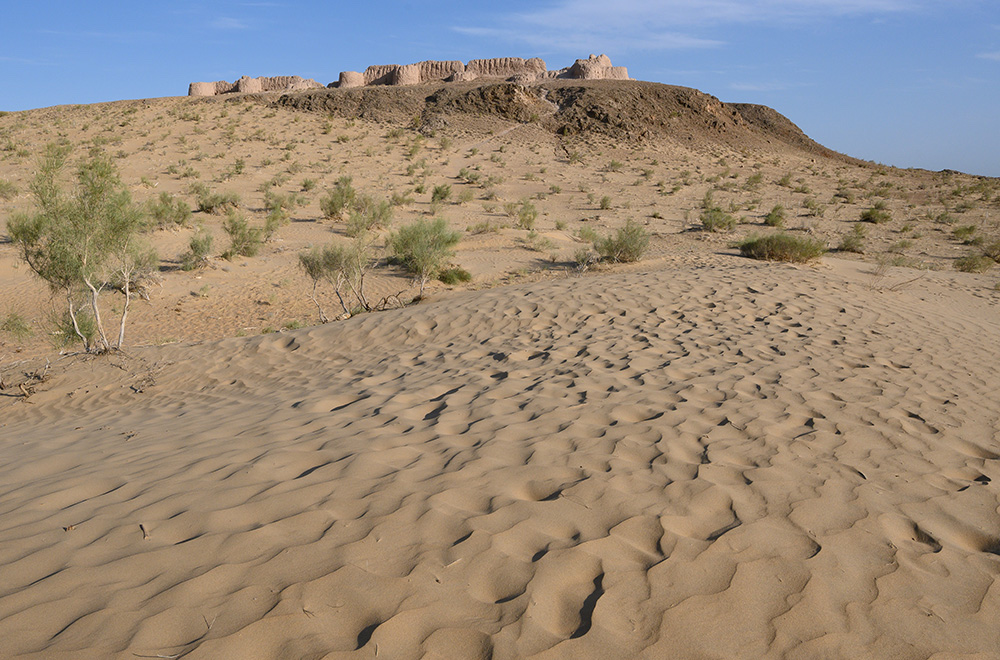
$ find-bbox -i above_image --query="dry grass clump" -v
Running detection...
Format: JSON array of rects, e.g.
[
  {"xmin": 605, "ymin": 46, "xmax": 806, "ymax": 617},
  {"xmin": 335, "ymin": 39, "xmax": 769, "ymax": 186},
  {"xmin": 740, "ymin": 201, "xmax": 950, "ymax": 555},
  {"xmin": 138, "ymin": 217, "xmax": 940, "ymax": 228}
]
[
  {"xmin": 739, "ymin": 233, "xmax": 825, "ymax": 263},
  {"xmin": 954, "ymin": 254, "xmax": 995, "ymax": 273}
]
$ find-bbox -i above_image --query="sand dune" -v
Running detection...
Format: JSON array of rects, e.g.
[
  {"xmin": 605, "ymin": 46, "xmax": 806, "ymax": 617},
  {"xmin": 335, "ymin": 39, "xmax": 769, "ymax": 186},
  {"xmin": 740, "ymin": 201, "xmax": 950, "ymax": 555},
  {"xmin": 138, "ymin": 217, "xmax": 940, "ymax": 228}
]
[{"xmin": 2, "ymin": 255, "xmax": 999, "ymax": 658}]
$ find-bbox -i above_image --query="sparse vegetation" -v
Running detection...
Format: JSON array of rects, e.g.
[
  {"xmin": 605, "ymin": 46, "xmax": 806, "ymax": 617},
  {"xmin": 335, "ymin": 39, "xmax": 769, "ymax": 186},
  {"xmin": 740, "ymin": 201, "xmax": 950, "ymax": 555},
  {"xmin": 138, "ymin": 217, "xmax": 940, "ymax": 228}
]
[
  {"xmin": 701, "ymin": 207, "xmax": 737, "ymax": 232},
  {"xmin": 319, "ymin": 176, "xmax": 357, "ymax": 219},
  {"xmin": 764, "ymin": 204, "xmax": 786, "ymax": 228},
  {"xmin": 739, "ymin": 233, "xmax": 825, "ymax": 263},
  {"xmin": 388, "ymin": 217, "xmax": 462, "ymax": 297},
  {"xmin": 147, "ymin": 192, "xmax": 192, "ymax": 227},
  {"xmin": 954, "ymin": 254, "xmax": 994, "ymax": 273},
  {"xmin": 8, "ymin": 146, "xmax": 156, "ymax": 351},
  {"xmin": 180, "ymin": 225, "xmax": 213, "ymax": 271},
  {"xmin": 860, "ymin": 200, "xmax": 891, "ymax": 224},
  {"xmin": 221, "ymin": 209, "xmax": 263, "ymax": 259},
  {"xmin": 1, "ymin": 312, "xmax": 32, "ymax": 342},
  {"xmin": 838, "ymin": 224, "xmax": 867, "ymax": 253},
  {"xmin": 594, "ymin": 220, "xmax": 650, "ymax": 263}
]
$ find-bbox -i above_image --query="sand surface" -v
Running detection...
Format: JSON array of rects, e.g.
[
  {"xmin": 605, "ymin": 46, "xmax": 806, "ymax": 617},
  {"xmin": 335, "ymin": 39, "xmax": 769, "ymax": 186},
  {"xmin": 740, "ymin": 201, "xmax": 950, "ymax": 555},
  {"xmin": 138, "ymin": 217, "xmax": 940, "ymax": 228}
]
[{"xmin": 2, "ymin": 256, "xmax": 999, "ymax": 658}]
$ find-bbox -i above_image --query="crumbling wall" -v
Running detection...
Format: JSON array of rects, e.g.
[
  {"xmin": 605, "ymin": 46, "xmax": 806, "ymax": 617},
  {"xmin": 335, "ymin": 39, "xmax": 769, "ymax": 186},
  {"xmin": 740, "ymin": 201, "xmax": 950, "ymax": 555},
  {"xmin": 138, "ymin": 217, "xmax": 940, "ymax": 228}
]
[
  {"xmin": 188, "ymin": 54, "xmax": 629, "ymax": 96},
  {"xmin": 188, "ymin": 75, "xmax": 323, "ymax": 97}
]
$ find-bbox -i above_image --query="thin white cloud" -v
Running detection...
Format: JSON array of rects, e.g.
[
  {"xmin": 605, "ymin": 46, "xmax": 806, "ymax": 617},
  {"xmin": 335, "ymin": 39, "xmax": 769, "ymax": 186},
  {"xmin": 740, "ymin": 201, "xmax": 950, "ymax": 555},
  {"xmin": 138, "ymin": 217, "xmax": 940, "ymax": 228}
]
[
  {"xmin": 211, "ymin": 17, "xmax": 250, "ymax": 30},
  {"xmin": 977, "ymin": 51, "xmax": 1000, "ymax": 60},
  {"xmin": 454, "ymin": 0, "xmax": 938, "ymax": 54}
]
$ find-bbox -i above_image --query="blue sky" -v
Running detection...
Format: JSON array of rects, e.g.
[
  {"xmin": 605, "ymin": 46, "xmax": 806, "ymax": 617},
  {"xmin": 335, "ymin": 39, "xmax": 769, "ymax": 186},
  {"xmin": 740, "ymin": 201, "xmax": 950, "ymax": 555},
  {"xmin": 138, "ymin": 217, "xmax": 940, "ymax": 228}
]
[{"xmin": 2, "ymin": 1, "xmax": 998, "ymax": 176}]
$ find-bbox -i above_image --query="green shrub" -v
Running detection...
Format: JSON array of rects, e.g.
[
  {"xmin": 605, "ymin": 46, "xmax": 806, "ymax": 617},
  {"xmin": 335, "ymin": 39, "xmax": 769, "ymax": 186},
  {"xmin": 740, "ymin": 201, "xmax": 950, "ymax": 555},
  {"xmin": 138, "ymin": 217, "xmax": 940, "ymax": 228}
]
[
  {"xmin": 148, "ymin": 192, "xmax": 192, "ymax": 227},
  {"xmin": 49, "ymin": 306, "xmax": 96, "ymax": 349},
  {"xmin": 388, "ymin": 217, "xmax": 461, "ymax": 296},
  {"xmin": 838, "ymin": 225, "xmax": 867, "ymax": 253},
  {"xmin": 701, "ymin": 208, "xmax": 737, "ymax": 232},
  {"xmin": 319, "ymin": 176, "xmax": 356, "ymax": 219},
  {"xmin": 764, "ymin": 204, "xmax": 786, "ymax": 228},
  {"xmin": 516, "ymin": 200, "xmax": 538, "ymax": 230},
  {"xmin": 739, "ymin": 233, "xmax": 825, "ymax": 263},
  {"xmin": 221, "ymin": 210, "xmax": 262, "ymax": 259},
  {"xmin": 954, "ymin": 254, "xmax": 994, "ymax": 273},
  {"xmin": 180, "ymin": 225, "xmax": 213, "ymax": 270},
  {"xmin": 982, "ymin": 240, "xmax": 1000, "ymax": 263},
  {"xmin": 595, "ymin": 220, "xmax": 650, "ymax": 263},
  {"xmin": 431, "ymin": 184, "xmax": 452, "ymax": 203},
  {"xmin": 438, "ymin": 266, "xmax": 472, "ymax": 284},
  {"xmin": 952, "ymin": 225, "xmax": 978, "ymax": 243},
  {"xmin": 860, "ymin": 200, "xmax": 891, "ymax": 224},
  {"xmin": 599, "ymin": 195, "xmax": 613, "ymax": 210},
  {"xmin": 194, "ymin": 185, "xmax": 240, "ymax": 215}
]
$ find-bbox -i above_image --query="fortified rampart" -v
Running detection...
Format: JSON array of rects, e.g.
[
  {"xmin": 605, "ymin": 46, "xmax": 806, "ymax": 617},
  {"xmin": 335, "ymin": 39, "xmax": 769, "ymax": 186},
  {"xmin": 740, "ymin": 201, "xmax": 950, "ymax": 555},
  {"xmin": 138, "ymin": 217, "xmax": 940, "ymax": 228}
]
[{"xmin": 188, "ymin": 55, "xmax": 628, "ymax": 96}]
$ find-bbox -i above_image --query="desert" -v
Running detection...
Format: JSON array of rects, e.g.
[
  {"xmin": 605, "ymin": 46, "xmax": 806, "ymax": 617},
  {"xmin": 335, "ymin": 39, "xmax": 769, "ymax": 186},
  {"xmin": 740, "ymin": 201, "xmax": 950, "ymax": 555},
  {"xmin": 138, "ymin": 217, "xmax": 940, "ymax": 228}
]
[{"xmin": 1, "ymin": 59, "xmax": 999, "ymax": 659}]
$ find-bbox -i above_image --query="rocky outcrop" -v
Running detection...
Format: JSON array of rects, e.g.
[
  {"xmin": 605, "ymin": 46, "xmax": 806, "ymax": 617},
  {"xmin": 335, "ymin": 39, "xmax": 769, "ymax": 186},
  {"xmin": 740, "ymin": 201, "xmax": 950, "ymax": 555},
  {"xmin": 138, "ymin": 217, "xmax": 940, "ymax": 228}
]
[
  {"xmin": 188, "ymin": 55, "xmax": 629, "ymax": 96},
  {"xmin": 188, "ymin": 75, "xmax": 324, "ymax": 97}
]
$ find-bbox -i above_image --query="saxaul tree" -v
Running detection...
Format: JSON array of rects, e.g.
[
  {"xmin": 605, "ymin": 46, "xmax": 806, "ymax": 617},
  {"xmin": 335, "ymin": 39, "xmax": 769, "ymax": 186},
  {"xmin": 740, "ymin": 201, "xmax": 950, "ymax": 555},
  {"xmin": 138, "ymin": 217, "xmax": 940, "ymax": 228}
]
[{"xmin": 8, "ymin": 144, "xmax": 156, "ymax": 352}]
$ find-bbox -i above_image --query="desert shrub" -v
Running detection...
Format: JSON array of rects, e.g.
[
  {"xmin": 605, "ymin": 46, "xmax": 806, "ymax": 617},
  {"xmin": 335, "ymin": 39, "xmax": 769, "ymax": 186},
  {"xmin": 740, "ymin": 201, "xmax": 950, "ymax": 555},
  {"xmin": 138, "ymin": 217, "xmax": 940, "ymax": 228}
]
[
  {"xmin": 148, "ymin": 192, "xmax": 192, "ymax": 227},
  {"xmin": 516, "ymin": 200, "xmax": 538, "ymax": 230},
  {"xmin": 438, "ymin": 266, "xmax": 472, "ymax": 284},
  {"xmin": 701, "ymin": 208, "xmax": 737, "ymax": 232},
  {"xmin": 388, "ymin": 217, "xmax": 461, "ymax": 296},
  {"xmin": 954, "ymin": 254, "xmax": 994, "ymax": 273},
  {"xmin": 346, "ymin": 195, "xmax": 393, "ymax": 237},
  {"xmin": 764, "ymin": 204, "xmax": 786, "ymax": 228},
  {"xmin": 301, "ymin": 178, "xmax": 317, "ymax": 192},
  {"xmin": 391, "ymin": 191, "xmax": 415, "ymax": 207},
  {"xmin": 299, "ymin": 234, "xmax": 376, "ymax": 320},
  {"xmin": 467, "ymin": 220, "xmax": 499, "ymax": 234},
  {"xmin": 952, "ymin": 225, "xmax": 978, "ymax": 243},
  {"xmin": 739, "ymin": 233, "xmax": 825, "ymax": 263},
  {"xmin": 577, "ymin": 226, "xmax": 599, "ymax": 244},
  {"xmin": 838, "ymin": 225, "xmax": 867, "ymax": 253},
  {"xmin": 981, "ymin": 240, "xmax": 1000, "ymax": 263},
  {"xmin": 194, "ymin": 185, "xmax": 240, "ymax": 215},
  {"xmin": 319, "ymin": 176, "xmax": 356, "ymax": 219},
  {"xmin": 431, "ymin": 184, "xmax": 452, "ymax": 203},
  {"xmin": 860, "ymin": 200, "xmax": 891, "ymax": 224},
  {"xmin": 599, "ymin": 195, "xmax": 613, "ymax": 210},
  {"xmin": 595, "ymin": 220, "xmax": 650, "ymax": 263},
  {"xmin": 458, "ymin": 167, "xmax": 481, "ymax": 184},
  {"xmin": 0, "ymin": 312, "xmax": 32, "ymax": 341},
  {"xmin": 0, "ymin": 179, "xmax": 17, "ymax": 201},
  {"xmin": 574, "ymin": 247, "xmax": 596, "ymax": 269},
  {"xmin": 221, "ymin": 210, "xmax": 262, "ymax": 259},
  {"xmin": 9, "ymin": 146, "xmax": 155, "ymax": 352},
  {"xmin": 180, "ymin": 225, "xmax": 213, "ymax": 271}
]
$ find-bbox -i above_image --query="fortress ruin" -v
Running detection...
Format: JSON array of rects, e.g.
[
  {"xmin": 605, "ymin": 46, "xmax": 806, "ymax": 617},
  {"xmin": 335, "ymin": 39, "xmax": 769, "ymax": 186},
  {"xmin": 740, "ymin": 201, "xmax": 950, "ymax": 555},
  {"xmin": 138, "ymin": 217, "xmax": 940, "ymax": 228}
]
[{"xmin": 189, "ymin": 54, "xmax": 628, "ymax": 97}]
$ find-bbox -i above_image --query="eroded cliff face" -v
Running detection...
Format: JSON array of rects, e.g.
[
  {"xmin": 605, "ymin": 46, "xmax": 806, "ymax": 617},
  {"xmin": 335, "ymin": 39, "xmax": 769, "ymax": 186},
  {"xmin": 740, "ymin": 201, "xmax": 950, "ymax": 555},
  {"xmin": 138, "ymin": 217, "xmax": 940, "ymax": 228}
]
[{"xmin": 189, "ymin": 55, "xmax": 628, "ymax": 96}]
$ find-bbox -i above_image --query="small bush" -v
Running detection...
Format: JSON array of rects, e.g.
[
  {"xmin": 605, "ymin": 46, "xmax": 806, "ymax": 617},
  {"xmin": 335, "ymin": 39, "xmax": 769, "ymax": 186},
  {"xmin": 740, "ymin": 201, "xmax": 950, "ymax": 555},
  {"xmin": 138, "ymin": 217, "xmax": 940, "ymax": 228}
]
[
  {"xmin": 180, "ymin": 225, "xmax": 213, "ymax": 271},
  {"xmin": 838, "ymin": 225, "xmax": 867, "ymax": 253},
  {"xmin": 764, "ymin": 204, "xmax": 786, "ymax": 228},
  {"xmin": 595, "ymin": 220, "xmax": 650, "ymax": 263},
  {"xmin": 739, "ymin": 233, "xmax": 825, "ymax": 263},
  {"xmin": 431, "ymin": 184, "xmax": 452, "ymax": 204},
  {"xmin": 195, "ymin": 186, "xmax": 240, "ymax": 215},
  {"xmin": 599, "ymin": 195, "xmax": 613, "ymax": 210},
  {"xmin": 701, "ymin": 208, "xmax": 737, "ymax": 232},
  {"xmin": 388, "ymin": 217, "xmax": 462, "ymax": 296},
  {"xmin": 981, "ymin": 240, "xmax": 1000, "ymax": 263},
  {"xmin": 860, "ymin": 201, "xmax": 891, "ymax": 224},
  {"xmin": 148, "ymin": 192, "xmax": 192, "ymax": 227},
  {"xmin": 49, "ymin": 306, "xmax": 97, "ymax": 349},
  {"xmin": 221, "ymin": 210, "xmax": 262, "ymax": 259},
  {"xmin": 952, "ymin": 225, "xmax": 978, "ymax": 243},
  {"xmin": 954, "ymin": 254, "xmax": 994, "ymax": 273},
  {"xmin": 438, "ymin": 266, "xmax": 472, "ymax": 284},
  {"xmin": 319, "ymin": 176, "xmax": 356, "ymax": 219}
]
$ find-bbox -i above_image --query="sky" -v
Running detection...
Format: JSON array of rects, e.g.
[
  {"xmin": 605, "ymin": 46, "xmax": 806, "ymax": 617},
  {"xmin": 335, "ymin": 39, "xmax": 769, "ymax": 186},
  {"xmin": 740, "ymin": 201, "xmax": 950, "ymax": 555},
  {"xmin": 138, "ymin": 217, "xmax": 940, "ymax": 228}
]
[{"xmin": 1, "ymin": 1, "xmax": 998, "ymax": 176}]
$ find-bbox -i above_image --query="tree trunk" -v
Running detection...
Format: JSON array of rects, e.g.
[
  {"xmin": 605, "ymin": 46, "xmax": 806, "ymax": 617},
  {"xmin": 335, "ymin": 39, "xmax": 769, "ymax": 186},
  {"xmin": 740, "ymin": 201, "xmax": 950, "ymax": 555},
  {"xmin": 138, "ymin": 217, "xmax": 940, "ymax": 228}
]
[
  {"xmin": 67, "ymin": 296, "xmax": 90, "ymax": 352},
  {"xmin": 117, "ymin": 277, "xmax": 130, "ymax": 349},
  {"xmin": 309, "ymin": 281, "xmax": 328, "ymax": 323},
  {"xmin": 84, "ymin": 278, "xmax": 109, "ymax": 352}
]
